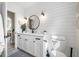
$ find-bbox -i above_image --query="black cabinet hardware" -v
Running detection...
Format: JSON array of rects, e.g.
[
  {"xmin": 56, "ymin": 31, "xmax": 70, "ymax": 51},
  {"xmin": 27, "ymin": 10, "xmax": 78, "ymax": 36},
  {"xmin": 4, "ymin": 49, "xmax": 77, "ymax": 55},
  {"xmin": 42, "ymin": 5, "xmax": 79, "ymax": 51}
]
[
  {"xmin": 19, "ymin": 38, "xmax": 21, "ymax": 39},
  {"xmin": 18, "ymin": 35, "xmax": 20, "ymax": 36},
  {"xmin": 25, "ymin": 39, "xmax": 27, "ymax": 40},
  {"xmin": 43, "ymin": 40, "xmax": 47, "ymax": 42},
  {"xmin": 33, "ymin": 41, "xmax": 35, "ymax": 43},
  {"xmin": 35, "ymin": 38, "xmax": 40, "ymax": 40}
]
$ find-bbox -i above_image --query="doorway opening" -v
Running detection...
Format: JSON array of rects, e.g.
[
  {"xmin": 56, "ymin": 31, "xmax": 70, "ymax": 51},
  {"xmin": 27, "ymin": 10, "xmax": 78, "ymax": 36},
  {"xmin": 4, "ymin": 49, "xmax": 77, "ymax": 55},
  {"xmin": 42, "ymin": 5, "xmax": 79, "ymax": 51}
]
[{"xmin": 7, "ymin": 11, "xmax": 15, "ymax": 56}]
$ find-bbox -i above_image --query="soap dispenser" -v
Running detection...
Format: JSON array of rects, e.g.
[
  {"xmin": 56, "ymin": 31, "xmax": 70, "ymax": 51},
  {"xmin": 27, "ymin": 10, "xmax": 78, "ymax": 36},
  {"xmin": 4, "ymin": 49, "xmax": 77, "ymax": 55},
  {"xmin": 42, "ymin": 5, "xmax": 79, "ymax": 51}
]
[{"xmin": 46, "ymin": 50, "xmax": 50, "ymax": 57}]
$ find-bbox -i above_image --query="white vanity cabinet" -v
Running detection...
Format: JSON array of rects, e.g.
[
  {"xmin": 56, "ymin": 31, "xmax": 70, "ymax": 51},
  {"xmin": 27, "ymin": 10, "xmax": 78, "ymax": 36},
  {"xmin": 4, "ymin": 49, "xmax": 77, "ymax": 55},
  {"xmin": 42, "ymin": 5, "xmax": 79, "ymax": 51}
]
[{"xmin": 17, "ymin": 33, "xmax": 44, "ymax": 57}]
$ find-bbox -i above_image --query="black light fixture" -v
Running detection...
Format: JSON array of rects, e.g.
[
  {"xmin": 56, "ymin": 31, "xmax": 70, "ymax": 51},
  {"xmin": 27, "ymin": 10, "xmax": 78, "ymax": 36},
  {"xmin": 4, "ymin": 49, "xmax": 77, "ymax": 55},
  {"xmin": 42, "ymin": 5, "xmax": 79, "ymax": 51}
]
[{"xmin": 41, "ymin": 10, "xmax": 45, "ymax": 16}]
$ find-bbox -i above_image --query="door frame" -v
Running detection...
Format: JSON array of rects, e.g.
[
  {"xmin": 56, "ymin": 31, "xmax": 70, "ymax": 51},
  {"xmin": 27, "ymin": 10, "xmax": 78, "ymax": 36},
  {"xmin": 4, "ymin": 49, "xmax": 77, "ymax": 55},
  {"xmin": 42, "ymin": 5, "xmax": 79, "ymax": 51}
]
[{"xmin": 7, "ymin": 10, "xmax": 16, "ymax": 49}]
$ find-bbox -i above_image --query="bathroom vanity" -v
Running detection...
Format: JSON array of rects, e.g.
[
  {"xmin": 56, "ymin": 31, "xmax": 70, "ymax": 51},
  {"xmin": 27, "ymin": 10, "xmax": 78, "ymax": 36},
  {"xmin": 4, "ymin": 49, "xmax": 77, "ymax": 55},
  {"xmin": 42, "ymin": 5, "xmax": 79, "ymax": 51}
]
[{"xmin": 17, "ymin": 33, "xmax": 46, "ymax": 57}]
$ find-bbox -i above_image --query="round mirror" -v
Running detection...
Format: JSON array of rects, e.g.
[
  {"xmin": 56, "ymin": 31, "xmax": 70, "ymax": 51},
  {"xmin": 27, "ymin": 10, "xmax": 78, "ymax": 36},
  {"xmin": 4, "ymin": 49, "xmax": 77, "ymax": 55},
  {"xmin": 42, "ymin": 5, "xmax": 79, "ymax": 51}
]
[{"xmin": 28, "ymin": 15, "xmax": 40, "ymax": 33}]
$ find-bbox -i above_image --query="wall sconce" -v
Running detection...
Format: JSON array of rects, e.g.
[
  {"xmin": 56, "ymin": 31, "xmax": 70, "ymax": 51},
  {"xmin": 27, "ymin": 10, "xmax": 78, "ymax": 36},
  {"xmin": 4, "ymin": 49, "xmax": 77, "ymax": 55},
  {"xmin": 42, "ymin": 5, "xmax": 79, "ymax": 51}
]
[
  {"xmin": 40, "ymin": 10, "xmax": 47, "ymax": 22},
  {"xmin": 41, "ymin": 10, "xmax": 45, "ymax": 16}
]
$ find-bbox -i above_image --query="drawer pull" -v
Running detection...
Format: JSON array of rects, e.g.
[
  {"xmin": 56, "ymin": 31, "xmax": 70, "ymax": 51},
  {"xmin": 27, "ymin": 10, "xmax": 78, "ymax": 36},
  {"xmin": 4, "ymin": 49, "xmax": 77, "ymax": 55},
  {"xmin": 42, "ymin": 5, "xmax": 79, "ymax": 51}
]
[
  {"xmin": 33, "ymin": 41, "xmax": 35, "ymax": 43},
  {"xmin": 18, "ymin": 35, "xmax": 20, "ymax": 36},
  {"xmin": 19, "ymin": 37, "xmax": 21, "ymax": 39},
  {"xmin": 43, "ymin": 40, "xmax": 47, "ymax": 42},
  {"xmin": 35, "ymin": 38, "xmax": 40, "ymax": 40},
  {"xmin": 25, "ymin": 39, "xmax": 27, "ymax": 40}
]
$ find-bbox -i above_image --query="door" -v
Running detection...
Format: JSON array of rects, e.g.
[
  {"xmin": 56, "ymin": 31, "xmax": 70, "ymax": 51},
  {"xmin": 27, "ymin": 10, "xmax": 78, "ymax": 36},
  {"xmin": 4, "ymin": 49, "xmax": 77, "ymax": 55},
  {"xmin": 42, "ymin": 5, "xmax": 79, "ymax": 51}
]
[
  {"xmin": 0, "ymin": 14, "xmax": 5, "ymax": 56},
  {"xmin": 0, "ymin": 14, "xmax": 5, "ymax": 45},
  {"xmin": 7, "ymin": 11, "xmax": 15, "ymax": 56}
]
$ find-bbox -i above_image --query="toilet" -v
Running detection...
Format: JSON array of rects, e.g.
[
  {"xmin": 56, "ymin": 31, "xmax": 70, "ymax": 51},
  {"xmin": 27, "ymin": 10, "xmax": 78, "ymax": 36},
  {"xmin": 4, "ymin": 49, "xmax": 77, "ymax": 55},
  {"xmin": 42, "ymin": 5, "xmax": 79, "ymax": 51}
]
[
  {"xmin": 50, "ymin": 35, "xmax": 66, "ymax": 57},
  {"xmin": 44, "ymin": 48, "xmax": 66, "ymax": 57},
  {"xmin": 43, "ymin": 34, "xmax": 67, "ymax": 57}
]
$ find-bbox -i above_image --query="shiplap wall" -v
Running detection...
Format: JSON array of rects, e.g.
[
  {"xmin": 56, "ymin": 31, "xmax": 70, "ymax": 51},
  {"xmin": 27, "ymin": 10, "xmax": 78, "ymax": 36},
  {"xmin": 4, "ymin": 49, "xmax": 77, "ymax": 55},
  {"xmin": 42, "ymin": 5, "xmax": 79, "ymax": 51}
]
[{"xmin": 24, "ymin": 2, "xmax": 77, "ymax": 56}]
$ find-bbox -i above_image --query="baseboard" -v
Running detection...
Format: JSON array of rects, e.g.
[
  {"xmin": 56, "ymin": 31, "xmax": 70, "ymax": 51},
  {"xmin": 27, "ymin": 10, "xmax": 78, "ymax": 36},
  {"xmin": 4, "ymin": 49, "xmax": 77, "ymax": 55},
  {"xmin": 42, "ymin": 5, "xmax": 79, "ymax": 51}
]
[{"xmin": 17, "ymin": 47, "xmax": 35, "ymax": 57}]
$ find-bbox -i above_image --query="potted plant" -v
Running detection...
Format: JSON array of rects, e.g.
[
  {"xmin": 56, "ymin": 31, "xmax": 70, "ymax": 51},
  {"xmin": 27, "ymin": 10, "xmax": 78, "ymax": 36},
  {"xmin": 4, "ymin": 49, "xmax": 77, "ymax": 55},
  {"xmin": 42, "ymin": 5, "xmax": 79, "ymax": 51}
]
[{"xmin": 21, "ymin": 23, "xmax": 26, "ymax": 33}]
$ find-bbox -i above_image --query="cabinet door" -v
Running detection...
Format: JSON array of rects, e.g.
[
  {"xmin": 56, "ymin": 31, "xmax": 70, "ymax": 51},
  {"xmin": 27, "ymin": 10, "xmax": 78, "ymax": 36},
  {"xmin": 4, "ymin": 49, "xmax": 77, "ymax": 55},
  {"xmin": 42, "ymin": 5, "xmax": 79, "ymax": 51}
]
[
  {"xmin": 34, "ymin": 37, "xmax": 43, "ymax": 57},
  {"xmin": 27, "ymin": 36, "xmax": 34, "ymax": 55},
  {"xmin": 22, "ymin": 38, "xmax": 28, "ymax": 52},
  {"xmin": 17, "ymin": 35, "xmax": 23, "ymax": 49},
  {"xmin": 22, "ymin": 35, "xmax": 28, "ymax": 52},
  {"xmin": 22, "ymin": 35, "xmax": 34, "ymax": 55}
]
